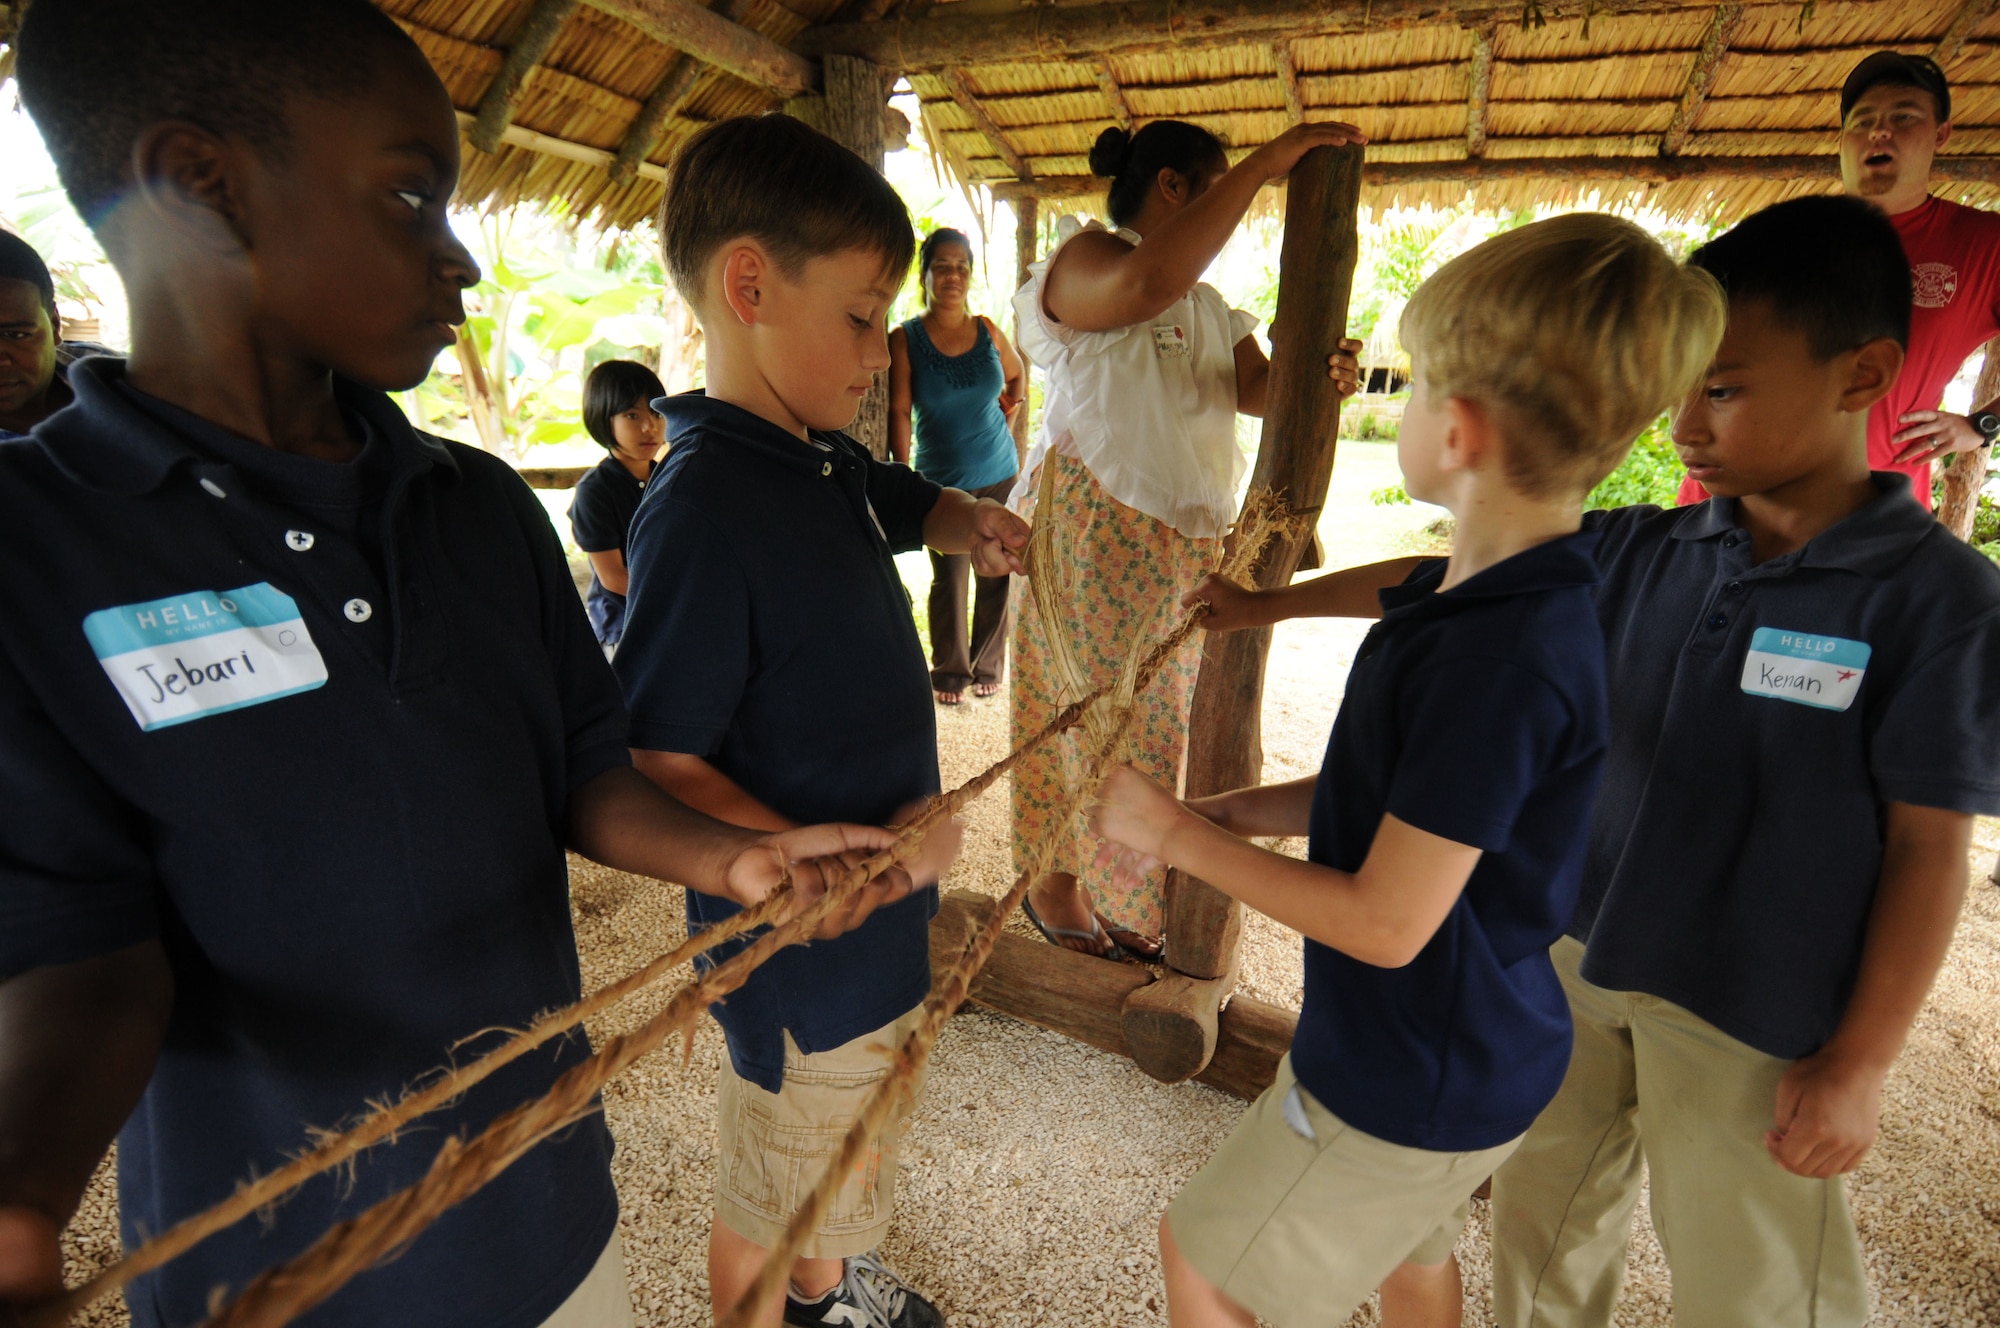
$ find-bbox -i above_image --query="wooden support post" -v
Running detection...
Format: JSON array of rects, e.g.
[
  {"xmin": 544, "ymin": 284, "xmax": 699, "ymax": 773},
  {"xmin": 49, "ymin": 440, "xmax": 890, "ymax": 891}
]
[
  {"xmin": 1011, "ymin": 195, "xmax": 1039, "ymax": 462},
  {"xmin": 1940, "ymin": 340, "xmax": 2000, "ymax": 541},
  {"xmin": 1464, "ymin": 26, "xmax": 1495, "ymax": 158},
  {"xmin": 1163, "ymin": 143, "xmax": 1363, "ymax": 984},
  {"xmin": 1660, "ymin": 3, "xmax": 1743, "ymax": 157},
  {"xmin": 930, "ymin": 892, "xmax": 1295, "ymax": 1098},
  {"xmin": 1091, "ymin": 58, "xmax": 1135, "ymax": 133},
  {"xmin": 810, "ymin": 54, "xmax": 894, "ymax": 460},
  {"xmin": 1273, "ymin": 40, "xmax": 1303, "ymax": 125},
  {"xmin": 470, "ymin": 0, "xmax": 580, "ymax": 154}
]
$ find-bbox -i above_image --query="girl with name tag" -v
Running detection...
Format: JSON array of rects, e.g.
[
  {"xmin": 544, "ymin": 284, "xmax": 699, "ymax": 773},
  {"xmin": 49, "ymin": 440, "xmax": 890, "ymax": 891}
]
[{"xmin": 1008, "ymin": 118, "xmax": 1366, "ymax": 958}]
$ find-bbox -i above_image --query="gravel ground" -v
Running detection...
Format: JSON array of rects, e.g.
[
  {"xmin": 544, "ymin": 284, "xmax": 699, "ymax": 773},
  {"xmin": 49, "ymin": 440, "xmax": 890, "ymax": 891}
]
[{"xmin": 57, "ymin": 445, "xmax": 2000, "ymax": 1325}]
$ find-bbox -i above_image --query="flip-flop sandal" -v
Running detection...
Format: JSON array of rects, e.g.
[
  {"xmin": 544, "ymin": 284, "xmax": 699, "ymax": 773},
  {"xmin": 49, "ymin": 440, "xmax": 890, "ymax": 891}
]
[
  {"xmin": 1100, "ymin": 919, "xmax": 1164, "ymax": 960},
  {"xmin": 1021, "ymin": 896, "xmax": 1129, "ymax": 961}
]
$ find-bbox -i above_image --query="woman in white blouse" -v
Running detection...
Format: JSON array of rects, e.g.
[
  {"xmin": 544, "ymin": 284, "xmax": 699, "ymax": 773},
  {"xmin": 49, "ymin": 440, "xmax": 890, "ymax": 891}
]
[{"xmin": 1013, "ymin": 118, "xmax": 1364, "ymax": 958}]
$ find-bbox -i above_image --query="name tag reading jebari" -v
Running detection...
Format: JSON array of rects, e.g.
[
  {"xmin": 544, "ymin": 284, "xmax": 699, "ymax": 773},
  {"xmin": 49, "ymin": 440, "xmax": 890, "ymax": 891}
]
[
  {"xmin": 83, "ymin": 584, "xmax": 328, "ymax": 731},
  {"xmin": 1739, "ymin": 627, "xmax": 1870, "ymax": 713}
]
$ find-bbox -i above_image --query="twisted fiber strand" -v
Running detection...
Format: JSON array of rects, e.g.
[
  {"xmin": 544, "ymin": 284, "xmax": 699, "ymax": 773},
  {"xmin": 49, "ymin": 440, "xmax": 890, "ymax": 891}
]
[
  {"xmin": 195, "ymin": 817, "xmax": 958, "ymax": 1328},
  {"xmin": 717, "ymin": 496, "xmax": 1294, "ymax": 1328},
  {"xmin": 32, "ymin": 891, "xmax": 792, "ymax": 1326},
  {"xmin": 57, "ymin": 492, "xmax": 1294, "ymax": 1328}
]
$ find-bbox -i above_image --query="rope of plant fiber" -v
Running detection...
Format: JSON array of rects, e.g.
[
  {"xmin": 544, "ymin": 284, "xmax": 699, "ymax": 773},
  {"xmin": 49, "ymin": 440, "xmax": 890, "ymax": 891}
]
[
  {"xmin": 715, "ymin": 493, "xmax": 1294, "ymax": 1328},
  {"xmin": 38, "ymin": 491, "xmax": 1296, "ymax": 1328}
]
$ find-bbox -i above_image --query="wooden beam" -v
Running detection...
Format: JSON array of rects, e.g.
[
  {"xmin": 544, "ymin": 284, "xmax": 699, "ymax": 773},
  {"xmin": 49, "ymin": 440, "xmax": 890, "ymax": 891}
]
[
  {"xmin": 517, "ymin": 465, "xmax": 593, "ymax": 490},
  {"xmin": 990, "ymin": 152, "xmax": 2000, "ymax": 198},
  {"xmin": 928, "ymin": 892, "xmax": 1294, "ymax": 1099},
  {"xmin": 455, "ymin": 110, "xmax": 670, "ymax": 182},
  {"xmin": 1661, "ymin": 2, "xmax": 1744, "ymax": 157},
  {"xmin": 584, "ymin": 0, "xmax": 817, "ymax": 98},
  {"xmin": 1273, "ymin": 40, "xmax": 1303, "ymax": 125},
  {"xmin": 1169, "ymin": 143, "xmax": 1364, "ymax": 986},
  {"xmin": 470, "ymin": 0, "xmax": 581, "ymax": 154},
  {"xmin": 801, "ymin": 0, "xmax": 1897, "ymax": 71},
  {"xmin": 1936, "ymin": 0, "xmax": 2000, "ymax": 70},
  {"xmin": 1941, "ymin": 340, "xmax": 2000, "ymax": 540},
  {"xmin": 1092, "ymin": 57, "xmax": 1135, "ymax": 133},
  {"xmin": 612, "ymin": 56, "xmax": 703, "ymax": 181},
  {"xmin": 1465, "ymin": 25, "xmax": 1496, "ymax": 158},
  {"xmin": 943, "ymin": 69, "xmax": 1033, "ymax": 180}
]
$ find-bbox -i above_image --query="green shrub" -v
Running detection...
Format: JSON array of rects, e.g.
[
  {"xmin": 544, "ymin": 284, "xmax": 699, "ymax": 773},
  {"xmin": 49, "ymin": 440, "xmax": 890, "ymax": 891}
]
[{"xmin": 1585, "ymin": 415, "xmax": 1684, "ymax": 511}]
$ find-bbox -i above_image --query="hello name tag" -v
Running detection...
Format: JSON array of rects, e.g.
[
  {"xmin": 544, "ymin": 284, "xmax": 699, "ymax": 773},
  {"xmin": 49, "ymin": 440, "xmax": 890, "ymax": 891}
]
[
  {"xmin": 1739, "ymin": 627, "xmax": 1870, "ymax": 713},
  {"xmin": 1152, "ymin": 323, "xmax": 1190, "ymax": 358},
  {"xmin": 83, "ymin": 583, "xmax": 328, "ymax": 731}
]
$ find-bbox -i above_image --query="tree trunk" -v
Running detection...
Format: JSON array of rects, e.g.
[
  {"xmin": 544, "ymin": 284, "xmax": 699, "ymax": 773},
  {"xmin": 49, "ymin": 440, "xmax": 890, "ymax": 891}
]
[
  {"xmin": 1166, "ymin": 144, "xmax": 1364, "ymax": 981},
  {"xmin": 795, "ymin": 54, "xmax": 894, "ymax": 460},
  {"xmin": 1940, "ymin": 339, "xmax": 2000, "ymax": 542},
  {"xmin": 454, "ymin": 326, "xmax": 518, "ymax": 466},
  {"xmin": 1010, "ymin": 195, "xmax": 1038, "ymax": 465}
]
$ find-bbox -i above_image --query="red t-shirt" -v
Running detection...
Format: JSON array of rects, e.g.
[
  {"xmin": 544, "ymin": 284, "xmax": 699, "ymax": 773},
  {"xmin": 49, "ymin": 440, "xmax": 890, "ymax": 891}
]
[{"xmin": 1678, "ymin": 194, "xmax": 2000, "ymax": 510}]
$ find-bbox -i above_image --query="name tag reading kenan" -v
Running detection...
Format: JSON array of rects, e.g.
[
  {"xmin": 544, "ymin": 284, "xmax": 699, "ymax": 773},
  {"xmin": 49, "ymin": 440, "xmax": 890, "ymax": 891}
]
[
  {"xmin": 1739, "ymin": 627, "xmax": 1870, "ymax": 713},
  {"xmin": 83, "ymin": 584, "xmax": 328, "ymax": 731}
]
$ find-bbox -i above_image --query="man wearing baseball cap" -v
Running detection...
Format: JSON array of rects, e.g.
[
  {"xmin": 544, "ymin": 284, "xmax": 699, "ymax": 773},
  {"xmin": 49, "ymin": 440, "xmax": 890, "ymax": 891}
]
[{"xmin": 1680, "ymin": 50, "xmax": 2000, "ymax": 512}]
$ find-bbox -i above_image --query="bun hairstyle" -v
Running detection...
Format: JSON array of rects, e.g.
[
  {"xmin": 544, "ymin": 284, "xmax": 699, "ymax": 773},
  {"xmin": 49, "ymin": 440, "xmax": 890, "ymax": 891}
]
[{"xmin": 1089, "ymin": 121, "xmax": 1229, "ymax": 227}]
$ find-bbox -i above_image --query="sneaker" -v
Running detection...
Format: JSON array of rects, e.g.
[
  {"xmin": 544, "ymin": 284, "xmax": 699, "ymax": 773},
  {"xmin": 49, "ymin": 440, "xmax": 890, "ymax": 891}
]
[{"xmin": 782, "ymin": 1250, "xmax": 945, "ymax": 1328}]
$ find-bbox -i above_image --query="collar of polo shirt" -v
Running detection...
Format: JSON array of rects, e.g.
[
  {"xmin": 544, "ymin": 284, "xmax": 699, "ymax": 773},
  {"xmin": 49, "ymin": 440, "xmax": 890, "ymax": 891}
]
[
  {"xmin": 38, "ymin": 357, "xmax": 461, "ymax": 498},
  {"xmin": 1667, "ymin": 471, "xmax": 1939, "ymax": 577},
  {"xmin": 1380, "ymin": 528, "xmax": 1603, "ymax": 619},
  {"xmin": 653, "ymin": 390, "xmax": 862, "ymax": 474}
]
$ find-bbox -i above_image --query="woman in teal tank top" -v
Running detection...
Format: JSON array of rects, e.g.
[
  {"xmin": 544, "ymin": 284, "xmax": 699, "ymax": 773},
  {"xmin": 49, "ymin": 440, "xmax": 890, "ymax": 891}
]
[{"xmin": 889, "ymin": 228, "xmax": 1026, "ymax": 704}]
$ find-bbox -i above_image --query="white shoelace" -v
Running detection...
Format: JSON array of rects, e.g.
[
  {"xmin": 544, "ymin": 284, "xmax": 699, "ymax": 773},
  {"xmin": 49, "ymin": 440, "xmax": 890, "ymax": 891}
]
[{"xmin": 840, "ymin": 1250, "xmax": 913, "ymax": 1327}]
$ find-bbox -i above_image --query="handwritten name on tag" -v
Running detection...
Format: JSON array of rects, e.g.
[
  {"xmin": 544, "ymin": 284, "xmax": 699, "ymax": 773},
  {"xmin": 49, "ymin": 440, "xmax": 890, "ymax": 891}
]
[
  {"xmin": 1152, "ymin": 323, "xmax": 1190, "ymax": 358},
  {"xmin": 83, "ymin": 583, "xmax": 328, "ymax": 731},
  {"xmin": 1739, "ymin": 627, "xmax": 1870, "ymax": 713}
]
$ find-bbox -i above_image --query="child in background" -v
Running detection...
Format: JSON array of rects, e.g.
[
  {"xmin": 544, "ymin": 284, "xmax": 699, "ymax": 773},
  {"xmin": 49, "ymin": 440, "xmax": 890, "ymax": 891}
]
[
  {"xmin": 0, "ymin": 7, "xmax": 896, "ymax": 1326},
  {"xmin": 1090, "ymin": 214, "xmax": 1725, "ymax": 1328},
  {"xmin": 571, "ymin": 359, "xmax": 667, "ymax": 654},
  {"xmin": 1188, "ymin": 196, "xmax": 2000, "ymax": 1328},
  {"xmin": 615, "ymin": 115, "xmax": 1030, "ymax": 1328}
]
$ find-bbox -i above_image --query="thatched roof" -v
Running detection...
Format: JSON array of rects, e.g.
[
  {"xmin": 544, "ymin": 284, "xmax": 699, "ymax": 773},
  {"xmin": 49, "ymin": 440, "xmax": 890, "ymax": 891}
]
[{"xmin": 366, "ymin": 0, "xmax": 2000, "ymax": 228}]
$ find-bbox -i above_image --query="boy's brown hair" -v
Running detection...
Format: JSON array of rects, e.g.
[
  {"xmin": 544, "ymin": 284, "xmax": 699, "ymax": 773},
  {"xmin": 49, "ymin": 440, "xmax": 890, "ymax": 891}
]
[
  {"xmin": 661, "ymin": 115, "xmax": 915, "ymax": 307},
  {"xmin": 1399, "ymin": 213, "xmax": 1726, "ymax": 498}
]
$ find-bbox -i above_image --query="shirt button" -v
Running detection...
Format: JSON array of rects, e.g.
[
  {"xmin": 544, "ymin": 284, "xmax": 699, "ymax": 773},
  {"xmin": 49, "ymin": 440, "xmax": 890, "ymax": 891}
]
[
  {"xmin": 1722, "ymin": 534, "xmax": 1741, "ymax": 548},
  {"xmin": 822, "ymin": 461, "xmax": 833, "ymax": 477},
  {"xmin": 343, "ymin": 598, "xmax": 373, "ymax": 623},
  {"xmin": 1725, "ymin": 580, "xmax": 1743, "ymax": 594},
  {"xmin": 285, "ymin": 530, "xmax": 316, "ymax": 552},
  {"xmin": 1707, "ymin": 612, "xmax": 1728, "ymax": 629},
  {"xmin": 199, "ymin": 478, "xmax": 228, "ymax": 499}
]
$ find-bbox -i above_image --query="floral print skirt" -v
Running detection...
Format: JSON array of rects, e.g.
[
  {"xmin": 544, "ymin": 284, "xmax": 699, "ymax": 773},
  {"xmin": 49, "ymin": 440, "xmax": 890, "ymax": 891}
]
[{"xmin": 1010, "ymin": 455, "xmax": 1219, "ymax": 938}]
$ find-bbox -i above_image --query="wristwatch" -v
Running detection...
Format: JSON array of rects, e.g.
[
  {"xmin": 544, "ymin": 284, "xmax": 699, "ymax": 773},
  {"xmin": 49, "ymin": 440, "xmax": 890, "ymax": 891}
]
[{"xmin": 1974, "ymin": 410, "xmax": 2000, "ymax": 449}]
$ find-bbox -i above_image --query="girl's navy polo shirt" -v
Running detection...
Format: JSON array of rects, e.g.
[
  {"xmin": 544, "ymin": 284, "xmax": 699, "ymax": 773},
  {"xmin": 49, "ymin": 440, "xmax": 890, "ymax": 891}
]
[
  {"xmin": 1293, "ymin": 531, "xmax": 1608, "ymax": 1152},
  {"xmin": 0, "ymin": 360, "xmax": 624, "ymax": 1328},
  {"xmin": 569, "ymin": 454, "xmax": 651, "ymax": 645},
  {"xmin": 615, "ymin": 393, "xmax": 944, "ymax": 1093}
]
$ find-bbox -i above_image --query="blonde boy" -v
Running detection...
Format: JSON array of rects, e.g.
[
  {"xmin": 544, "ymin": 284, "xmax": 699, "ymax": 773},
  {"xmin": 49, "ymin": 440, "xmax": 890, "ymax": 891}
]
[{"xmin": 1090, "ymin": 214, "xmax": 1724, "ymax": 1328}]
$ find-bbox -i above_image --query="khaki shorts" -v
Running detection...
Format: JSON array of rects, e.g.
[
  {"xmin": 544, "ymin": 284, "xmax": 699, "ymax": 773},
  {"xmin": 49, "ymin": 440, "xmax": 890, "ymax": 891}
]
[
  {"xmin": 537, "ymin": 1232, "xmax": 633, "ymax": 1328},
  {"xmin": 714, "ymin": 1006, "xmax": 928, "ymax": 1258},
  {"xmin": 1169, "ymin": 1054, "xmax": 1520, "ymax": 1328}
]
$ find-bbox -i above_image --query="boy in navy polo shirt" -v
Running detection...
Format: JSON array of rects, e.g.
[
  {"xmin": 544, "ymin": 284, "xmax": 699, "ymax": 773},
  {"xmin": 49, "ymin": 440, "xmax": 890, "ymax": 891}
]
[
  {"xmin": 1089, "ymin": 214, "xmax": 1725, "ymax": 1328},
  {"xmin": 0, "ymin": 6, "xmax": 899, "ymax": 1327},
  {"xmin": 614, "ymin": 116, "xmax": 1030, "ymax": 1328},
  {"xmin": 1187, "ymin": 197, "xmax": 2000, "ymax": 1328}
]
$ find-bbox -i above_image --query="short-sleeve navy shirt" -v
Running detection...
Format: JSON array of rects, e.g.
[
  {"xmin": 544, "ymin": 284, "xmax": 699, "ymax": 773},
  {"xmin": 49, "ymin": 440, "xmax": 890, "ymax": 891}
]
[
  {"xmin": 0, "ymin": 359, "xmax": 624, "ymax": 1328},
  {"xmin": 1293, "ymin": 531, "xmax": 1608, "ymax": 1151},
  {"xmin": 1578, "ymin": 477, "xmax": 2000, "ymax": 1059},
  {"xmin": 569, "ymin": 454, "xmax": 650, "ymax": 645},
  {"xmin": 615, "ymin": 393, "xmax": 943, "ymax": 1092}
]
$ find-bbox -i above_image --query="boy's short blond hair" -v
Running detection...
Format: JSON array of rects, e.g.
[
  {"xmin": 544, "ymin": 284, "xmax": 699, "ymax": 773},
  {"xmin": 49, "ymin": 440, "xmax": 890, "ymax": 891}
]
[{"xmin": 1399, "ymin": 213, "xmax": 1725, "ymax": 497}]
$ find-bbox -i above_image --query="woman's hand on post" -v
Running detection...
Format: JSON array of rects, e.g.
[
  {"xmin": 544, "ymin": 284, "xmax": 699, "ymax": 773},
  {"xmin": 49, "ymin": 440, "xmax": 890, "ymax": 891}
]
[
  {"xmin": 968, "ymin": 500, "xmax": 1031, "ymax": 576},
  {"xmin": 1326, "ymin": 337, "xmax": 1364, "ymax": 399},
  {"xmin": 1182, "ymin": 573, "xmax": 1271, "ymax": 633},
  {"xmin": 1243, "ymin": 122, "xmax": 1368, "ymax": 183}
]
